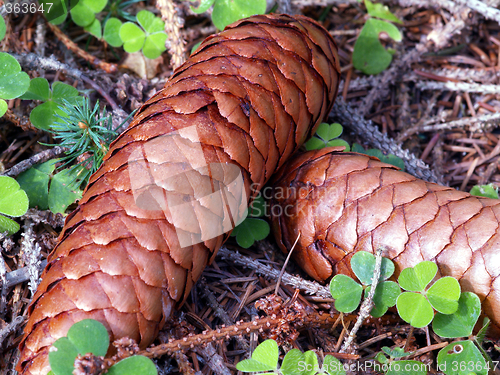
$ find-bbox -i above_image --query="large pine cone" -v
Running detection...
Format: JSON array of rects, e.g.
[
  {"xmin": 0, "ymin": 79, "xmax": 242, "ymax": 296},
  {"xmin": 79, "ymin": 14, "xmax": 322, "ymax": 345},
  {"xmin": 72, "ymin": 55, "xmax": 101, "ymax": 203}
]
[
  {"xmin": 16, "ymin": 14, "xmax": 340, "ymax": 374},
  {"xmin": 270, "ymin": 148, "xmax": 500, "ymax": 331}
]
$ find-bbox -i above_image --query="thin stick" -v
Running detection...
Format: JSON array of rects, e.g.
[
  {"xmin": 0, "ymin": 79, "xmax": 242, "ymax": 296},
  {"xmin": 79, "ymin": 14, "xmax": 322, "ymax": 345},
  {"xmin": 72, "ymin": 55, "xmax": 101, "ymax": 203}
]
[
  {"xmin": 46, "ymin": 23, "xmax": 117, "ymax": 74},
  {"xmin": 1, "ymin": 146, "xmax": 66, "ymax": 177},
  {"xmin": 11, "ymin": 53, "xmax": 121, "ymax": 111},
  {"xmin": 275, "ymin": 231, "xmax": 300, "ymax": 295},
  {"xmin": 339, "ymin": 247, "xmax": 383, "ymax": 354},
  {"xmin": 217, "ymin": 246, "xmax": 330, "ymax": 298},
  {"xmin": 331, "ymin": 98, "xmax": 444, "ymax": 184},
  {"xmin": 102, "ymin": 312, "xmax": 341, "ymax": 369}
]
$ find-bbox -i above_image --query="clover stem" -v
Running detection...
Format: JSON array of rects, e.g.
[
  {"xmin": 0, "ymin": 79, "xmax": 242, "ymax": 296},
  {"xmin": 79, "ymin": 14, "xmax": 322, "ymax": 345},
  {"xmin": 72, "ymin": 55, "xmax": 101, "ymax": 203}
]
[
  {"xmin": 339, "ymin": 246, "xmax": 384, "ymax": 354},
  {"xmin": 403, "ymin": 326, "xmax": 414, "ymax": 353}
]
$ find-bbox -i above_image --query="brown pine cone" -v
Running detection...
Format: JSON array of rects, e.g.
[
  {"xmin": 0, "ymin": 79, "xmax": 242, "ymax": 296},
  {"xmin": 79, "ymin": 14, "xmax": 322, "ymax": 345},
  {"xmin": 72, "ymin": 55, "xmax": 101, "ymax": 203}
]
[
  {"xmin": 270, "ymin": 147, "xmax": 500, "ymax": 331},
  {"xmin": 16, "ymin": 14, "xmax": 340, "ymax": 374}
]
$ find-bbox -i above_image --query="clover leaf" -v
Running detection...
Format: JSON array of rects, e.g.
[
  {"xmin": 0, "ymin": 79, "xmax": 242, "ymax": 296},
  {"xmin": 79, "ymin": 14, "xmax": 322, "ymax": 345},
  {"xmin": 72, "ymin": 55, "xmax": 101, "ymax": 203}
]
[
  {"xmin": 364, "ymin": 0, "xmax": 402, "ymax": 24},
  {"xmin": 366, "ymin": 281, "xmax": 401, "ymax": 317},
  {"xmin": 104, "ymin": 17, "xmax": 124, "ymax": 47},
  {"xmin": 20, "ymin": 78, "xmax": 81, "ymax": 130},
  {"xmin": 470, "ymin": 183, "xmax": 499, "ymax": 199},
  {"xmin": 0, "ymin": 16, "xmax": 6, "ymax": 42},
  {"xmin": 305, "ymin": 123, "xmax": 350, "ymax": 151},
  {"xmin": 437, "ymin": 340, "xmax": 488, "ymax": 375},
  {"xmin": 0, "ymin": 176, "xmax": 29, "ymax": 234},
  {"xmin": 120, "ymin": 10, "xmax": 167, "ymax": 59},
  {"xmin": 352, "ymin": 14, "xmax": 402, "ymax": 75},
  {"xmin": 426, "ymin": 276, "xmax": 461, "ymax": 314},
  {"xmin": 70, "ymin": 0, "xmax": 107, "ymax": 27},
  {"xmin": 352, "ymin": 143, "xmax": 405, "ymax": 170},
  {"xmin": 280, "ymin": 349, "xmax": 305, "ymax": 375},
  {"xmin": 350, "ymin": 251, "xmax": 394, "ymax": 285},
  {"xmin": 212, "ymin": 0, "xmax": 266, "ymax": 30},
  {"xmin": 190, "ymin": 0, "xmax": 266, "ymax": 31},
  {"xmin": 84, "ymin": 18, "xmax": 102, "ymax": 39},
  {"xmin": 330, "ymin": 252, "xmax": 399, "ymax": 315},
  {"xmin": 230, "ymin": 195, "xmax": 270, "ymax": 248},
  {"xmin": 322, "ymin": 355, "xmax": 346, "ymax": 375},
  {"xmin": 329, "ymin": 274, "xmax": 363, "ymax": 313},
  {"xmin": 0, "ymin": 99, "xmax": 7, "ymax": 118},
  {"xmin": 398, "ymin": 261, "xmax": 437, "ymax": 292},
  {"xmin": 376, "ymin": 348, "xmax": 426, "ymax": 375},
  {"xmin": 40, "ymin": 0, "xmax": 72, "ymax": 25},
  {"xmin": 17, "ymin": 160, "xmax": 83, "ymax": 214},
  {"xmin": 106, "ymin": 356, "xmax": 157, "ymax": 375},
  {"xmin": 49, "ymin": 319, "xmax": 108, "ymax": 375},
  {"xmin": 396, "ymin": 292, "xmax": 434, "ymax": 328},
  {"xmin": 0, "ymin": 53, "xmax": 30, "ymax": 116},
  {"xmin": 432, "ymin": 292, "xmax": 481, "ymax": 338},
  {"xmin": 236, "ymin": 339, "xmax": 279, "ymax": 372},
  {"xmin": 190, "ymin": 0, "xmax": 215, "ymax": 14},
  {"xmin": 231, "ymin": 218, "xmax": 269, "ymax": 248},
  {"xmin": 396, "ymin": 262, "xmax": 461, "ymax": 328},
  {"xmin": 49, "ymin": 319, "xmax": 157, "ymax": 375},
  {"xmin": 381, "ymin": 346, "xmax": 413, "ymax": 359}
]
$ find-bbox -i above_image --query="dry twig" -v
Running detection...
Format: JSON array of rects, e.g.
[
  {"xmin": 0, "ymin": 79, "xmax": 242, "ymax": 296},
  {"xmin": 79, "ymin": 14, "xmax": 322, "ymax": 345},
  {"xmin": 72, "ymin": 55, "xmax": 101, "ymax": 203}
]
[
  {"xmin": 331, "ymin": 98, "xmax": 444, "ymax": 184},
  {"xmin": 46, "ymin": 23, "xmax": 117, "ymax": 73},
  {"xmin": 217, "ymin": 246, "xmax": 331, "ymax": 298}
]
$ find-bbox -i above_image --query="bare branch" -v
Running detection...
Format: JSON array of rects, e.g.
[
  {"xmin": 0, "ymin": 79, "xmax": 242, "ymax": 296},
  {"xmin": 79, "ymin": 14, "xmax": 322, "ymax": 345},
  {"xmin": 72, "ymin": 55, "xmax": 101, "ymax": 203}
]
[
  {"xmin": 417, "ymin": 81, "xmax": 500, "ymax": 95},
  {"xmin": 217, "ymin": 246, "xmax": 331, "ymax": 298},
  {"xmin": 330, "ymin": 98, "xmax": 444, "ymax": 184}
]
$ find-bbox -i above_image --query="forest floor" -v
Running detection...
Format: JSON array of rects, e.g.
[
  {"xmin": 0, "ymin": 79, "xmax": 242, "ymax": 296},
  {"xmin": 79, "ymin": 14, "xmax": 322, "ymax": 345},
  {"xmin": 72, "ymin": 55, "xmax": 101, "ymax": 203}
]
[{"xmin": 2, "ymin": 0, "xmax": 500, "ymax": 374}]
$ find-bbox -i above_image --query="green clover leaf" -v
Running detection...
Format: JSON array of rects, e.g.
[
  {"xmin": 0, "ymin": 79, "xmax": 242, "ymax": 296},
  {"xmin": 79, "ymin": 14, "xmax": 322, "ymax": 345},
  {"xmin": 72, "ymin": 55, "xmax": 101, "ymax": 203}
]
[
  {"xmin": 280, "ymin": 349, "xmax": 304, "ymax": 375},
  {"xmin": 352, "ymin": 143, "xmax": 405, "ymax": 170},
  {"xmin": 212, "ymin": 0, "xmax": 266, "ymax": 31},
  {"xmin": 190, "ymin": 0, "xmax": 215, "ymax": 14},
  {"xmin": 0, "ymin": 16, "xmax": 6, "ymax": 42},
  {"xmin": 49, "ymin": 319, "xmax": 109, "ymax": 375},
  {"xmin": 470, "ymin": 183, "xmax": 499, "ymax": 199},
  {"xmin": 350, "ymin": 251, "xmax": 395, "ymax": 285},
  {"xmin": 364, "ymin": 0, "xmax": 402, "ymax": 24},
  {"xmin": 398, "ymin": 261, "xmax": 437, "ymax": 292},
  {"xmin": 70, "ymin": 0, "xmax": 107, "ymax": 27},
  {"xmin": 106, "ymin": 356, "xmax": 157, "ymax": 375},
  {"xmin": 426, "ymin": 276, "xmax": 461, "ymax": 314},
  {"xmin": 366, "ymin": 280, "xmax": 401, "ymax": 317},
  {"xmin": 352, "ymin": 18, "xmax": 401, "ymax": 75},
  {"xmin": 396, "ymin": 292, "xmax": 434, "ymax": 328},
  {"xmin": 0, "ymin": 52, "xmax": 30, "ymax": 101},
  {"xmin": 437, "ymin": 340, "xmax": 488, "ymax": 375},
  {"xmin": 0, "ymin": 99, "xmax": 7, "ymax": 117},
  {"xmin": 40, "ymin": 0, "xmax": 70, "ymax": 25},
  {"xmin": 119, "ymin": 10, "xmax": 167, "ymax": 59},
  {"xmin": 17, "ymin": 160, "xmax": 83, "ymax": 214},
  {"xmin": 305, "ymin": 123, "xmax": 350, "ymax": 151},
  {"xmin": 231, "ymin": 217, "xmax": 270, "ymax": 248},
  {"xmin": 0, "ymin": 176, "xmax": 29, "ymax": 234},
  {"xmin": 236, "ymin": 339, "xmax": 279, "ymax": 372},
  {"xmin": 432, "ymin": 292, "xmax": 481, "ymax": 338},
  {"xmin": 329, "ymin": 274, "xmax": 363, "ymax": 313},
  {"xmin": 322, "ymin": 355, "xmax": 346, "ymax": 375},
  {"xmin": 104, "ymin": 18, "xmax": 124, "ymax": 47},
  {"xmin": 21, "ymin": 78, "xmax": 81, "ymax": 131}
]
